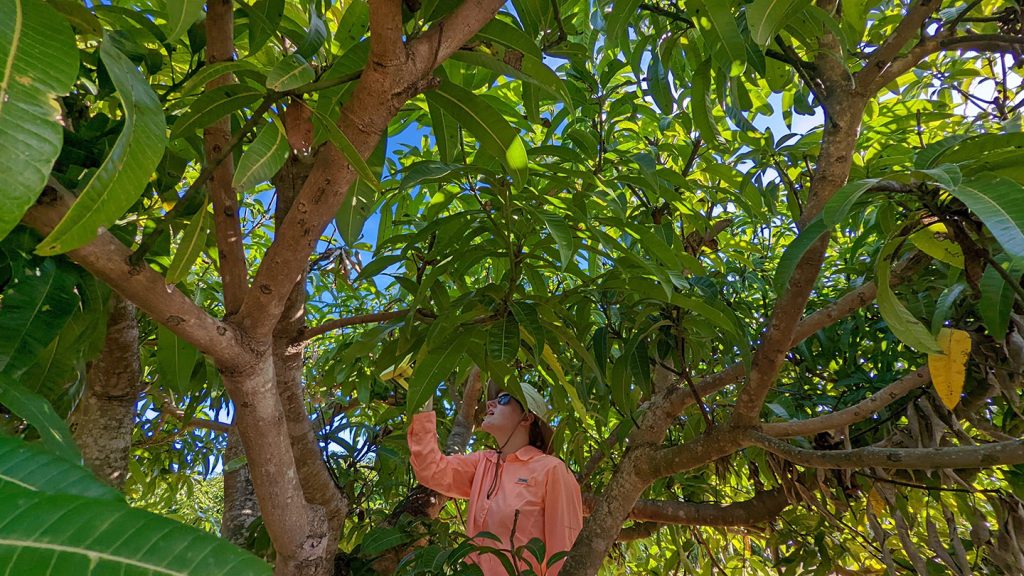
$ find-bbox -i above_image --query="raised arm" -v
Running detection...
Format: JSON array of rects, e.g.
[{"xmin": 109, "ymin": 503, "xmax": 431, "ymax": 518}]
[{"xmin": 408, "ymin": 410, "xmax": 483, "ymax": 499}]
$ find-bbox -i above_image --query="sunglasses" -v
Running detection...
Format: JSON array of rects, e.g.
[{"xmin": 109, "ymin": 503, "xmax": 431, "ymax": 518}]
[{"xmin": 495, "ymin": 393, "xmax": 515, "ymax": 406}]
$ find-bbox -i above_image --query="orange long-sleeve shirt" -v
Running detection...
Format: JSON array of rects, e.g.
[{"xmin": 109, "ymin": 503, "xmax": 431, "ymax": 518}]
[{"xmin": 408, "ymin": 411, "xmax": 584, "ymax": 575}]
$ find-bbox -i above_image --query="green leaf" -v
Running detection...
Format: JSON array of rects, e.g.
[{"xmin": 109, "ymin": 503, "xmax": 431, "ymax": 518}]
[
  {"xmin": 487, "ymin": 313, "xmax": 520, "ymax": 362},
  {"xmin": 296, "ymin": 9, "xmax": 327, "ymax": 59},
  {"xmin": 0, "ymin": 375, "xmax": 81, "ymax": 463},
  {"xmin": 170, "ymin": 84, "xmax": 263, "ymax": 139},
  {"xmin": 951, "ymin": 173, "xmax": 1024, "ymax": 262},
  {"xmin": 360, "ymin": 526, "xmax": 414, "ymax": 557},
  {"xmin": 157, "ymin": 325, "xmax": 200, "ymax": 394},
  {"xmin": 0, "ymin": 259, "xmax": 78, "ymax": 377},
  {"xmin": 450, "ymin": 50, "xmax": 571, "ymax": 107},
  {"xmin": 511, "ymin": 301, "xmax": 544, "ymax": 359},
  {"xmin": 428, "ymin": 100, "xmax": 459, "ymax": 164},
  {"xmin": 606, "ymin": 0, "xmax": 642, "ymax": 49},
  {"xmin": 310, "ymin": 108, "xmax": 381, "ymax": 192},
  {"xmin": 690, "ymin": 0, "xmax": 746, "ymax": 74},
  {"xmin": 908, "ymin": 224, "xmax": 964, "ymax": 268},
  {"xmin": 424, "ymin": 81, "xmax": 529, "ymax": 188},
  {"xmin": 538, "ymin": 211, "xmax": 575, "ymax": 270},
  {"xmin": 407, "ymin": 329, "xmax": 473, "ymax": 414},
  {"xmin": 165, "ymin": 204, "xmax": 210, "ymax": 284},
  {"xmin": 36, "ymin": 40, "xmax": 167, "ymax": 255},
  {"xmin": 979, "ymin": 264, "xmax": 1023, "ymax": 341},
  {"xmin": 163, "ymin": 0, "xmax": 203, "ymax": 43},
  {"xmin": 0, "ymin": 489, "xmax": 272, "ymax": 574},
  {"xmin": 646, "ymin": 50, "xmax": 674, "ymax": 115},
  {"xmin": 931, "ymin": 282, "xmax": 966, "ymax": 334},
  {"xmin": 0, "ymin": 0, "xmax": 78, "ymax": 241},
  {"xmin": 246, "ymin": 0, "xmax": 284, "ymax": 52},
  {"xmin": 233, "ymin": 118, "xmax": 290, "ymax": 191},
  {"xmin": 265, "ymin": 54, "xmax": 315, "ymax": 92},
  {"xmin": 690, "ymin": 59, "xmax": 721, "ymax": 148},
  {"xmin": 0, "ymin": 436, "xmax": 119, "ymax": 500},
  {"xmin": 876, "ymin": 239, "xmax": 941, "ymax": 354},
  {"xmin": 773, "ymin": 216, "xmax": 826, "ymax": 296},
  {"xmin": 177, "ymin": 61, "xmax": 263, "ymax": 98},
  {"xmin": 746, "ymin": 0, "xmax": 803, "ymax": 47},
  {"xmin": 821, "ymin": 179, "xmax": 879, "ymax": 226},
  {"xmin": 336, "ymin": 135, "xmax": 386, "ymax": 246}
]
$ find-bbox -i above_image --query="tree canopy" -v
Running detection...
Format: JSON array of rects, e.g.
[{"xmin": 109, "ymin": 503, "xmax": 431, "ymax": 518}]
[{"xmin": 2, "ymin": 0, "xmax": 1024, "ymax": 574}]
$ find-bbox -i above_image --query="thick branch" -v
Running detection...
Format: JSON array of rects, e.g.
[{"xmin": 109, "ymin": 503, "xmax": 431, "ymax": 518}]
[
  {"xmin": 645, "ymin": 426, "xmax": 751, "ymax": 480},
  {"xmin": 299, "ymin": 309, "xmax": 410, "ymax": 343},
  {"xmin": 761, "ymin": 367, "xmax": 930, "ymax": 438},
  {"xmin": 581, "ymin": 488, "xmax": 790, "ymax": 528},
  {"xmin": 22, "ymin": 186, "xmax": 242, "ymax": 367},
  {"xmin": 938, "ymin": 33, "xmax": 1024, "ymax": 53},
  {"xmin": 857, "ymin": 0, "xmax": 942, "ymax": 90},
  {"xmin": 369, "ymin": 0, "xmax": 405, "ymax": 65},
  {"xmin": 205, "ymin": 0, "xmax": 247, "ymax": 315},
  {"xmin": 752, "ymin": 432, "xmax": 1024, "ymax": 469},
  {"xmin": 236, "ymin": 0, "xmax": 508, "ymax": 341}
]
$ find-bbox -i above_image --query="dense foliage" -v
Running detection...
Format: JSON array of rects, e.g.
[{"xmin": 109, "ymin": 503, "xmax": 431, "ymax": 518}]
[{"xmin": 2, "ymin": 0, "xmax": 1024, "ymax": 574}]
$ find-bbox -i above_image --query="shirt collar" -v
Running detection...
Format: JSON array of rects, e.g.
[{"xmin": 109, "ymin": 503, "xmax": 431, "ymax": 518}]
[{"xmin": 503, "ymin": 445, "xmax": 544, "ymax": 462}]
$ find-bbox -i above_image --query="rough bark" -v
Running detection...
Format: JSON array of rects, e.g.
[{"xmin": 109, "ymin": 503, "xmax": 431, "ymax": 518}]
[
  {"xmin": 222, "ymin": 426, "xmax": 261, "ymax": 546},
  {"xmin": 69, "ymin": 294, "xmax": 141, "ymax": 490},
  {"xmin": 272, "ymin": 151, "xmax": 347, "ymax": 574}
]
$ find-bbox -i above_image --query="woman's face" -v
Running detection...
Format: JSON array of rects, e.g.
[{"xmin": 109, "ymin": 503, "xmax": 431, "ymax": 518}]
[{"xmin": 480, "ymin": 392, "xmax": 529, "ymax": 438}]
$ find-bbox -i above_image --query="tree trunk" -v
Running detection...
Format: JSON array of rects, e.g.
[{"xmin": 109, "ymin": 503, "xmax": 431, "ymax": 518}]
[
  {"xmin": 70, "ymin": 294, "xmax": 141, "ymax": 490},
  {"xmin": 222, "ymin": 426, "xmax": 261, "ymax": 546}
]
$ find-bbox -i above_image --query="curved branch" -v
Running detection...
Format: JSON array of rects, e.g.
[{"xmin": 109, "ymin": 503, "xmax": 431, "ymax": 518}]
[
  {"xmin": 299, "ymin": 309, "xmax": 410, "ymax": 343},
  {"xmin": 22, "ymin": 185, "xmax": 242, "ymax": 367},
  {"xmin": 751, "ymin": 432, "xmax": 1024, "ymax": 470},
  {"xmin": 623, "ymin": 489, "xmax": 790, "ymax": 527},
  {"xmin": 857, "ymin": 0, "xmax": 943, "ymax": 89},
  {"xmin": 761, "ymin": 367, "xmax": 930, "ymax": 438}
]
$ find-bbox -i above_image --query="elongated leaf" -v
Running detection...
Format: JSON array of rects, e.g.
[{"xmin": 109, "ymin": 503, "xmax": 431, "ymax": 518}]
[
  {"xmin": 690, "ymin": 59, "xmax": 721, "ymax": 148},
  {"xmin": 0, "ymin": 436, "xmax": 118, "ymax": 500},
  {"xmin": 37, "ymin": 41, "xmax": 167, "ymax": 255},
  {"xmin": 233, "ymin": 119, "xmax": 289, "ymax": 191},
  {"xmin": 165, "ymin": 204, "xmax": 210, "ymax": 284},
  {"xmin": 407, "ymin": 329, "xmax": 473, "ymax": 414},
  {"xmin": 822, "ymin": 178, "xmax": 879, "ymax": 226},
  {"xmin": 511, "ymin": 301, "xmax": 544, "ymax": 359},
  {"xmin": 931, "ymin": 282, "xmax": 966, "ymax": 334},
  {"xmin": 876, "ymin": 239, "xmax": 941, "ymax": 354},
  {"xmin": 690, "ymin": 0, "xmax": 746, "ymax": 74},
  {"xmin": 951, "ymin": 173, "xmax": 1024, "ymax": 262},
  {"xmin": 487, "ymin": 313, "xmax": 520, "ymax": 362},
  {"xmin": 606, "ymin": 0, "xmax": 642, "ymax": 49},
  {"xmin": 0, "ymin": 489, "xmax": 272, "ymax": 574},
  {"xmin": 428, "ymin": 100, "xmax": 459, "ymax": 164},
  {"xmin": 0, "ymin": 0, "xmax": 78, "ymax": 241},
  {"xmin": 170, "ymin": 84, "xmax": 262, "ymax": 139},
  {"xmin": 979, "ymin": 264, "xmax": 1022, "ymax": 341},
  {"xmin": 265, "ymin": 54, "xmax": 315, "ymax": 92},
  {"xmin": 424, "ymin": 81, "xmax": 528, "ymax": 188},
  {"xmin": 246, "ymin": 0, "xmax": 285, "ymax": 52},
  {"xmin": 178, "ymin": 61, "xmax": 263, "ymax": 98},
  {"xmin": 310, "ymin": 108, "xmax": 381, "ymax": 192},
  {"xmin": 361, "ymin": 526, "xmax": 414, "ymax": 557},
  {"xmin": 928, "ymin": 328, "xmax": 971, "ymax": 410},
  {"xmin": 163, "ymin": 0, "xmax": 203, "ymax": 43},
  {"xmin": 746, "ymin": 0, "xmax": 803, "ymax": 47},
  {"xmin": 0, "ymin": 259, "xmax": 78, "ymax": 376},
  {"xmin": 646, "ymin": 50, "xmax": 673, "ymax": 114},
  {"xmin": 0, "ymin": 375, "xmax": 80, "ymax": 463},
  {"xmin": 773, "ymin": 216, "xmax": 826, "ymax": 295},
  {"xmin": 450, "ymin": 50, "xmax": 571, "ymax": 107},
  {"xmin": 909, "ymin": 223, "xmax": 964, "ymax": 268},
  {"xmin": 538, "ymin": 211, "xmax": 575, "ymax": 270},
  {"xmin": 336, "ymin": 135, "xmax": 386, "ymax": 246},
  {"xmin": 157, "ymin": 325, "xmax": 199, "ymax": 394}
]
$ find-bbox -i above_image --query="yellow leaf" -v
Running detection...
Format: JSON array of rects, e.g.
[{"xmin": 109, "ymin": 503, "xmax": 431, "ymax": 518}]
[
  {"xmin": 927, "ymin": 328, "xmax": 971, "ymax": 410},
  {"xmin": 867, "ymin": 486, "xmax": 887, "ymax": 516}
]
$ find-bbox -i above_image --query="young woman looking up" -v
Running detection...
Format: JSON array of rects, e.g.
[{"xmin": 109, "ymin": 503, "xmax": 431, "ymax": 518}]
[{"xmin": 407, "ymin": 383, "xmax": 584, "ymax": 575}]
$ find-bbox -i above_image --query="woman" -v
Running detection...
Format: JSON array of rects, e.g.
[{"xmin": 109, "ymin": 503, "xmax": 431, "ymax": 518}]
[{"xmin": 408, "ymin": 383, "xmax": 584, "ymax": 575}]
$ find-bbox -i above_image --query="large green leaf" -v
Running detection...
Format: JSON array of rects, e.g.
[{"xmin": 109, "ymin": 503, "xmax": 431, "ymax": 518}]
[
  {"xmin": 424, "ymin": 81, "xmax": 529, "ymax": 188},
  {"xmin": 265, "ymin": 54, "xmax": 315, "ymax": 92},
  {"xmin": 163, "ymin": 0, "xmax": 203, "ymax": 43},
  {"xmin": 407, "ymin": 328, "xmax": 474, "ymax": 414},
  {"xmin": 876, "ymin": 239, "xmax": 941, "ymax": 354},
  {"xmin": 336, "ymin": 135, "xmax": 386, "ymax": 246},
  {"xmin": 690, "ymin": 59, "xmax": 721, "ymax": 148},
  {"xmin": 165, "ymin": 204, "xmax": 210, "ymax": 284},
  {"xmin": 690, "ymin": 0, "xmax": 746, "ymax": 74},
  {"xmin": 772, "ymin": 216, "xmax": 826, "ymax": 296},
  {"xmin": 537, "ymin": 210, "xmax": 575, "ymax": 270},
  {"xmin": 0, "ymin": 375, "xmax": 81, "ymax": 463},
  {"xmin": 0, "ymin": 489, "xmax": 272, "ymax": 574},
  {"xmin": 951, "ymin": 173, "xmax": 1024, "ymax": 262},
  {"xmin": 233, "ymin": 119, "xmax": 290, "ymax": 191},
  {"xmin": 0, "ymin": 436, "xmax": 118, "ymax": 500},
  {"xmin": 0, "ymin": 0, "xmax": 78, "ymax": 241},
  {"xmin": 821, "ymin": 178, "xmax": 879, "ymax": 226},
  {"xmin": 487, "ymin": 313, "xmax": 520, "ymax": 362},
  {"xmin": 746, "ymin": 0, "xmax": 803, "ymax": 47},
  {"xmin": 37, "ymin": 40, "xmax": 167, "ymax": 255},
  {"xmin": 157, "ymin": 325, "xmax": 199, "ymax": 394},
  {"xmin": 246, "ymin": 0, "xmax": 284, "ymax": 52},
  {"xmin": 169, "ymin": 84, "xmax": 262, "ymax": 140},
  {"xmin": 979, "ymin": 264, "xmax": 1023, "ymax": 341},
  {"xmin": 311, "ymin": 108, "xmax": 381, "ymax": 193},
  {"xmin": 0, "ymin": 259, "xmax": 78, "ymax": 377}
]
